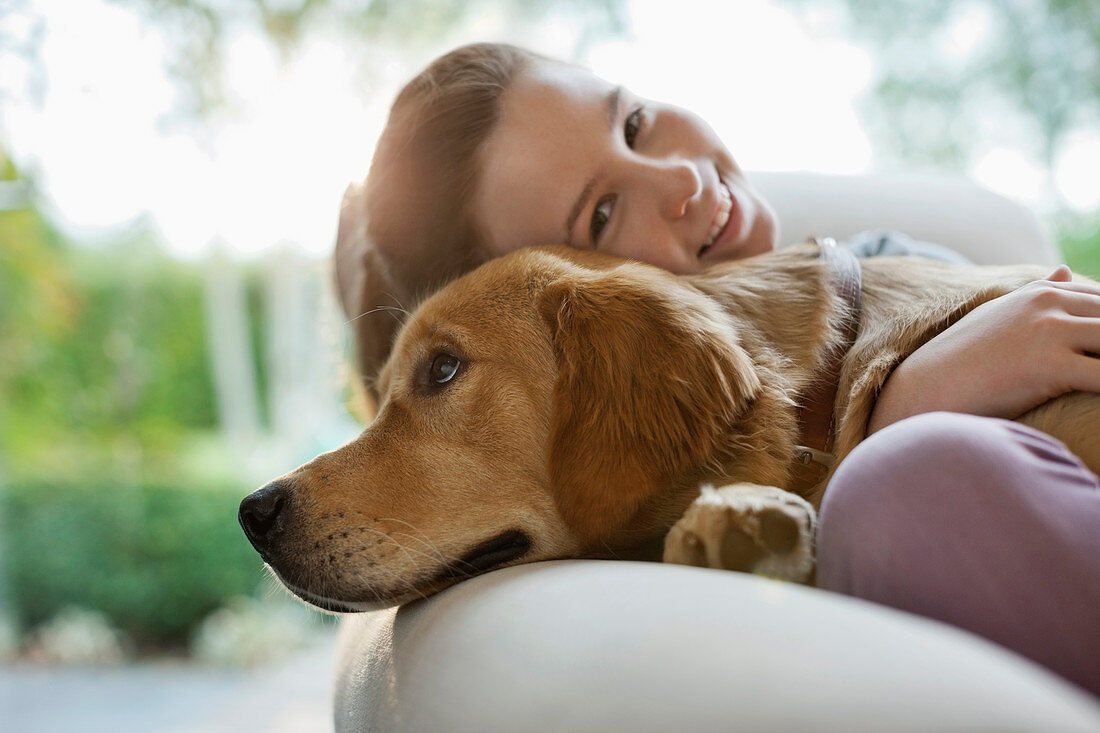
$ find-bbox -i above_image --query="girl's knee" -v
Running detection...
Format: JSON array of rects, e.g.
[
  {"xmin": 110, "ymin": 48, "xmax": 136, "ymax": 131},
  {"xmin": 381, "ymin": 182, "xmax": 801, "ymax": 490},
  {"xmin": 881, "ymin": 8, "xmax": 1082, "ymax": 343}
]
[
  {"xmin": 816, "ymin": 413, "xmax": 1100, "ymax": 694},
  {"xmin": 817, "ymin": 411, "xmax": 1097, "ymax": 594},
  {"xmin": 823, "ymin": 411, "xmax": 1066, "ymax": 518},
  {"xmin": 818, "ymin": 413, "xmax": 1056, "ymax": 586}
]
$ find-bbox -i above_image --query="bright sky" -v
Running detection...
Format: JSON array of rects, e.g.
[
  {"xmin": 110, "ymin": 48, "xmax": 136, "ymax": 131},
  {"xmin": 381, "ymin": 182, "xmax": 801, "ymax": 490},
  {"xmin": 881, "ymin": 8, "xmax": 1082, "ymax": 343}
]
[{"xmin": 1, "ymin": 0, "xmax": 1098, "ymax": 259}]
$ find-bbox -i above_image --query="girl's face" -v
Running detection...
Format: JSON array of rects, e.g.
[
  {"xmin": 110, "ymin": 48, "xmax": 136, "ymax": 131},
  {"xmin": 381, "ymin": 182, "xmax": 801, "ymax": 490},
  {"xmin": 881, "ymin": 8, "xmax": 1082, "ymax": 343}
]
[{"xmin": 473, "ymin": 60, "xmax": 776, "ymax": 274}]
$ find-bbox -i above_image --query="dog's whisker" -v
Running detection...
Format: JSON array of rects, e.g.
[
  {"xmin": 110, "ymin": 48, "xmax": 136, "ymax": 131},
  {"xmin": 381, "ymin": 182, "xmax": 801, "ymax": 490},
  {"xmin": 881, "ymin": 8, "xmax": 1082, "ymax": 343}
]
[
  {"xmin": 382, "ymin": 536, "xmax": 451, "ymax": 570},
  {"xmin": 345, "ymin": 304, "xmax": 411, "ymax": 327},
  {"xmin": 338, "ymin": 525, "xmax": 468, "ymax": 592},
  {"xmin": 366, "ymin": 524, "xmax": 486, "ymax": 577},
  {"xmin": 363, "ymin": 582, "xmax": 384, "ymax": 605},
  {"xmin": 261, "ymin": 567, "xmax": 293, "ymax": 601},
  {"xmin": 402, "ymin": 575, "xmax": 432, "ymax": 602},
  {"xmin": 389, "ymin": 531, "xmax": 449, "ymax": 563},
  {"xmin": 383, "ymin": 290, "xmax": 410, "ymax": 311},
  {"xmin": 364, "ymin": 553, "xmax": 427, "ymax": 601},
  {"xmin": 599, "ymin": 542, "xmax": 625, "ymax": 561},
  {"xmin": 353, "ymin": 526, "xmax": 447, "ymax": 567},
  {"xmin": 374, "ymin": 516, "xmax": 435, "ymax": 540},
  {"xmin": 367, "ymin": 530, "xmax": 443, "ymax": 578},
  {"xmin": 389, "ymin": 571, "xmax": 425, "ymax": 600},
  {"xmin": 376, "ymin": 517, "xmax": 449, "ymax": 559},
  {"xmin": 373, "ymin": 519, "xmax": 490, "ymax": 576}
]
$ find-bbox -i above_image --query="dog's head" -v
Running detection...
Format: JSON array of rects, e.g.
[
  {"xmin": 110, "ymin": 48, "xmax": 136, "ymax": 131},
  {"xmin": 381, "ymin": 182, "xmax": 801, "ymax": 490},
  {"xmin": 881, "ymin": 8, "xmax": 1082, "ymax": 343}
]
[{"xmin": 239, "ymin": 246, "xmax": 762, "ymax": 611}]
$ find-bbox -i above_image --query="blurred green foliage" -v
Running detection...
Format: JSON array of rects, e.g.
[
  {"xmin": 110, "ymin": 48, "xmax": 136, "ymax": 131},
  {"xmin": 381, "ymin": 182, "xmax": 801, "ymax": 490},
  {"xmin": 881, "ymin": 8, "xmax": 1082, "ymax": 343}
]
[
  {"xmin": 0, "ymin": 152, "xmax": 277, "ymax": 483},
  {"xmin": 30, "ymin": 254, "xmax": 194, "ymax": 427},
  {"xmin": 784, "ymin": 0, "xmax": 1100, "ymax": 173},
  {"xmin": 0, "ymin": 153, "xmax": 285, "ymax": 650},
  {"xmin": 1058, "ymin": 214, "xmax": 1100, "ymax": 280},
  {"xmin": 0, "ymin": 218, "xmax": 216, "ymax": 480},
  {"xmin": 1, "ymin": 480, "xmax": 263, "ymax": 646},
  {"xmin": 110, "ymin": 0, "xmax": 627, "ymax": 118}
]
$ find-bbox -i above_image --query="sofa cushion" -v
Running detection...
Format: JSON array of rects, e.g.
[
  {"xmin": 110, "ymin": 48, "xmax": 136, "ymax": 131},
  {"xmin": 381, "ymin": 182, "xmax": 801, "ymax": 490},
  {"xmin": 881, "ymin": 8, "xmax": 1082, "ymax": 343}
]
[{"xmin": 334, "ymin": 560, "xmax": 1100, "ymax": 732}]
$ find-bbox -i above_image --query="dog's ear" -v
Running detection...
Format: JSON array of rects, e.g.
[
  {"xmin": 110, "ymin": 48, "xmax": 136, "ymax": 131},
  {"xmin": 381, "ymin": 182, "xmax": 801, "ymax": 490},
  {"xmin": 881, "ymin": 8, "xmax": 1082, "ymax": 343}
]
[{"xmin": 539, "ymin": 264, "xmax": 761, "ymax": 543}]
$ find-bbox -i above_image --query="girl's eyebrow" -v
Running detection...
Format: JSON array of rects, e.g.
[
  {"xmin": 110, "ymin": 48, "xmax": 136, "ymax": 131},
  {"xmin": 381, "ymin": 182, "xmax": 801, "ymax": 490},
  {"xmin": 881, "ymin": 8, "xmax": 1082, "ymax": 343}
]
[
  {"xmin": 563, "ymin": 86, "xmax": 622, "ymax": 246},
  {"xmin": 606, "ymin": 85, "xmax": 622, "ymax": 128}
]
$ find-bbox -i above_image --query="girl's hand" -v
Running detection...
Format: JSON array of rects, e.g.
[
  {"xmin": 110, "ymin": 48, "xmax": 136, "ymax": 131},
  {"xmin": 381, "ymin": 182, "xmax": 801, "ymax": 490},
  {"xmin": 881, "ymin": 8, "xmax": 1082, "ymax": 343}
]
[{"xmin": 867, "ymin": 266, "xmax": 1100, "ymax": 434}]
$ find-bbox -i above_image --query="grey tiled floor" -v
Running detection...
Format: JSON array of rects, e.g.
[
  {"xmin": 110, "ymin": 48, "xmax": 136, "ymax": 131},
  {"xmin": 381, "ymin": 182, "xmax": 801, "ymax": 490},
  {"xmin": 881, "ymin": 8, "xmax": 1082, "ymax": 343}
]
[{"xmin": 0, "ymin": 631, "xmax": 337, "ymax": 733}]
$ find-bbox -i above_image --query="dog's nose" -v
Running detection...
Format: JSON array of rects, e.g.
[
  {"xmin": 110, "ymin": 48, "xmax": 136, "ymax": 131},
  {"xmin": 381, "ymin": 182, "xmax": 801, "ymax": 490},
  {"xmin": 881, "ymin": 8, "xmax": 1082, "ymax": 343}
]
[{"xmin": 239, "ymin": 480, "xmax": 290, "ymax": 555}]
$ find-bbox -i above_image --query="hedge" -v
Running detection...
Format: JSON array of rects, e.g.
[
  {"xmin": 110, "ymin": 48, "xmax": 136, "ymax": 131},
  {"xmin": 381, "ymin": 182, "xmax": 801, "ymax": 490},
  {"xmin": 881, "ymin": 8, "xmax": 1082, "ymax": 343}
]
[{"xmin": 1, "ymin": 480, "xmax": 266, "ymax": 646}]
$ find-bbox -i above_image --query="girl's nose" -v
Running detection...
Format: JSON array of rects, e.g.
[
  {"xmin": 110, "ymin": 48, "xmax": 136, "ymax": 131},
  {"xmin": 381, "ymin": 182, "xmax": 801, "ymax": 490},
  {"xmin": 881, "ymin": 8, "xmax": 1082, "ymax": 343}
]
[{"xmin": 654, "ymin": 159, "xmax": 701, "ymax": 219}]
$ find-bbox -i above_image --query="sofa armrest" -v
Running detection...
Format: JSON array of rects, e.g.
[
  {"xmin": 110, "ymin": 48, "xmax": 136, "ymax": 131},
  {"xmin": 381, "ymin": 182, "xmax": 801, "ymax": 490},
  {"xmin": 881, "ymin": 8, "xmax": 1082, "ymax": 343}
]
[
  {"xmin": 751, "ymin": 171, "xmax": 1060, "ymax": 266},
  {"xmin": 334, "ymin": 561, "xmax": 1100, "ymax": 732}
]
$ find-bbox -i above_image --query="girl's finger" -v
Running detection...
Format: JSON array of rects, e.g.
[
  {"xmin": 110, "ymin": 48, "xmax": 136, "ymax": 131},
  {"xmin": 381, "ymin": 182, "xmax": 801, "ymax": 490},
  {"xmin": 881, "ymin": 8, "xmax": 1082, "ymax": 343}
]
[
  {"xmin": 1065, "ymin": 316, "xmax": 1100, "ymax": 355},
  {"xmin": 1035, "ymin": 279, "xmax": 1100, "ymax": 298},
  {"xmin": 1046, "ymin": 265, "xmax": 1073, "ymax": 282},
  {"xmin": 1067, "ymin": 352, "xmax": 1100, "ymax": 395},
  {"xmin": 1056, "ymin": 291, "xmax": 1100, "ymax": 318}
]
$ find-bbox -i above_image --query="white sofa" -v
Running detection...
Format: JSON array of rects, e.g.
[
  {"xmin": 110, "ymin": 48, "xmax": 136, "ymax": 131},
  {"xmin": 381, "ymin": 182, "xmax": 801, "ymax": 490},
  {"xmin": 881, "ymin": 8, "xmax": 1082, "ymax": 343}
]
[{"xmin": 332, "ymin": 172, "xmax": 1100, "ymax": 732}]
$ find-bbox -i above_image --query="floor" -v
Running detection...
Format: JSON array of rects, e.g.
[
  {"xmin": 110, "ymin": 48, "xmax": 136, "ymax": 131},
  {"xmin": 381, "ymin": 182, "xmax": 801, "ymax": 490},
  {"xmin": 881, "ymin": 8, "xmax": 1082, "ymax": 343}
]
[{"xmin": 0, "ymin": 631, "xmax": 337, "ymax": 733}]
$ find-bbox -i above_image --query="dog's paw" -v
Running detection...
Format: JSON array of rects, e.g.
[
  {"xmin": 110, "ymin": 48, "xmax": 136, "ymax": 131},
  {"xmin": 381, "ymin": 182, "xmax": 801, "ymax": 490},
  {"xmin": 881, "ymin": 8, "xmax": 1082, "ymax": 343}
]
[{"xmin": 663, "ymin": 483, "xmax": 816, "ymax": 582}]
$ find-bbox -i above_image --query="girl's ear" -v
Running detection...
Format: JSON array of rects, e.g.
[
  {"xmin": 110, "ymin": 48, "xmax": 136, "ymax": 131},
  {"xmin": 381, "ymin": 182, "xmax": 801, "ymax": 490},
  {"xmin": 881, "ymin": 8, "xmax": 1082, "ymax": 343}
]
[{"xmin": 538, "ymin": 265, "xmax": 761, "ymax": 544}]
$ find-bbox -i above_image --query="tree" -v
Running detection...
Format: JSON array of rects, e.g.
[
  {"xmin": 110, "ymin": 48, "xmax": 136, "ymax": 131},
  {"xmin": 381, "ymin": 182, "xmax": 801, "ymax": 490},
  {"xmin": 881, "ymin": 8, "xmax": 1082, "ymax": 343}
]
[
  {"xmin": 785, "ymin": 0, "xmax": 1099, "ymax": 198},
  {"xmin": 109, "ymin": 0, "xmax": 627, "ymax": 119}
]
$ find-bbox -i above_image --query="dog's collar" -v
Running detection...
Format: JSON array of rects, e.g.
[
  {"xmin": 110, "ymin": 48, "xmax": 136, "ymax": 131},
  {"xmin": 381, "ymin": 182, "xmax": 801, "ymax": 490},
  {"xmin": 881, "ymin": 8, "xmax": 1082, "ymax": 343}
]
[{"xmin": 791, "ymin": 237, "xmax": 863, "ymax": 489}]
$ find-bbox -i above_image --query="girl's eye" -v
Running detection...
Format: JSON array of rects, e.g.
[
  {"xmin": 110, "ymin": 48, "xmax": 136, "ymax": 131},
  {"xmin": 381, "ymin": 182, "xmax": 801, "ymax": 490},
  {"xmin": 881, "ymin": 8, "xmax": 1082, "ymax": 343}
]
[
  {"xmin": 590, "ymin": 197, "xmax": 614, "ymax": 245},
  {"xmin": 624, "ymin": 108, "xmax": 642, "ymax": 148}
]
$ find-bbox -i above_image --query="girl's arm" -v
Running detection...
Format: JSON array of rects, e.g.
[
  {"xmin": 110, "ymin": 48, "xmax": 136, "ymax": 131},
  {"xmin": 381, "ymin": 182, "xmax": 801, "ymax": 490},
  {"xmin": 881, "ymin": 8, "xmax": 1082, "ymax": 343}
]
[{"xmin": 867, "ymin": 266, "xmax": 1100, "ymax": 433}]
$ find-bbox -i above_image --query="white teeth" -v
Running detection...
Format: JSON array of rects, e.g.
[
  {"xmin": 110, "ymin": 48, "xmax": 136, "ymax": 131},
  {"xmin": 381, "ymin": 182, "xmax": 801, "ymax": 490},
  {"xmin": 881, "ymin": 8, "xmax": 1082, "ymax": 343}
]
[{"xmin": 703, "ymin": 183, "xmax": 732, "ymax": 249}]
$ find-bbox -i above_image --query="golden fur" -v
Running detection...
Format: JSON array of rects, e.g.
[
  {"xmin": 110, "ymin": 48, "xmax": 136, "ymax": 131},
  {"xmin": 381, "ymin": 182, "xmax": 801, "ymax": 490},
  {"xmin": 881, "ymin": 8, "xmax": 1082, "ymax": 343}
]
[{"xmin": 251, "ymin": 243, "xmax": 1099, "ymax": 611}]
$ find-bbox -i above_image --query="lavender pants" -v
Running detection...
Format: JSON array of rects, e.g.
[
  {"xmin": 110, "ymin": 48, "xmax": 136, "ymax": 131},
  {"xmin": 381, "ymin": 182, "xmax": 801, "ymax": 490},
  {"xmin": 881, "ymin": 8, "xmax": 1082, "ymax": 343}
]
[{"xmin": 816, "ymin": 412, "xmax": 1100, "ymax": 697}]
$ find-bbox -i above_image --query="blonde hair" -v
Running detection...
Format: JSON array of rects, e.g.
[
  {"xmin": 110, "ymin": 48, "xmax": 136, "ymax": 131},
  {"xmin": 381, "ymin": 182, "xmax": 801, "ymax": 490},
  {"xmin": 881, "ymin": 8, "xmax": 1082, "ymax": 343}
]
[{"xmin": 336, "ymin": 43, "xmax": 543, "ymax": 407}]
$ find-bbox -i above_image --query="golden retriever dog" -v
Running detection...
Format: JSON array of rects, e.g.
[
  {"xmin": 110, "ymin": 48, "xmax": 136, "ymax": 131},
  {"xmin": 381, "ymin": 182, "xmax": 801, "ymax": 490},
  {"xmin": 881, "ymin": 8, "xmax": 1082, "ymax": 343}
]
[{"xmin": 239, "ymin": 241, "xmax": 1100, "ymax": 612}]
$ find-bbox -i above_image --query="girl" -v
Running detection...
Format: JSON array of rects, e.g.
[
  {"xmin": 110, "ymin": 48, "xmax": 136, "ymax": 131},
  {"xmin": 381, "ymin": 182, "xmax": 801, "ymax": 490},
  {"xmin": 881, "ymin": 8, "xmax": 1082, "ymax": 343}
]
[{"xmin": 336, "ymin": 43, "xmax": 1100, "ymax": 695}]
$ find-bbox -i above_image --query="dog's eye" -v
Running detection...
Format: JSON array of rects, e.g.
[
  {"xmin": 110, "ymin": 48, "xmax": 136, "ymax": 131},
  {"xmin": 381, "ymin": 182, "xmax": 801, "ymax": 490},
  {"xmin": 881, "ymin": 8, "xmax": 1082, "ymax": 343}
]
[{"xmin": 428, "ymin": 353, "xmax": 462, "ymax": 387}]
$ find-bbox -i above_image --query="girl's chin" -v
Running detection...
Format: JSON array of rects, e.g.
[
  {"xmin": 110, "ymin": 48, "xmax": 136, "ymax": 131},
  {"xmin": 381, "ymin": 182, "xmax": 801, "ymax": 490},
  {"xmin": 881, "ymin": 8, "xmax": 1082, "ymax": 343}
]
[
  {"xmin": 742, "ymin": 231, "xmax": 777, "ymax": 258},
  {"xmin": 742, "ymin": 203, "xmax": 778, "ymax": 257}
]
